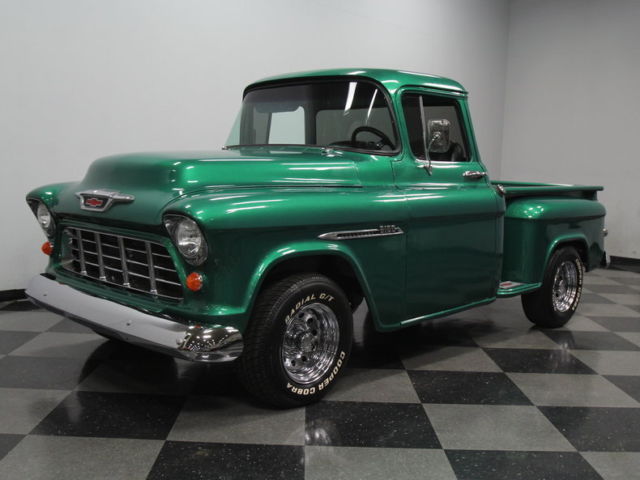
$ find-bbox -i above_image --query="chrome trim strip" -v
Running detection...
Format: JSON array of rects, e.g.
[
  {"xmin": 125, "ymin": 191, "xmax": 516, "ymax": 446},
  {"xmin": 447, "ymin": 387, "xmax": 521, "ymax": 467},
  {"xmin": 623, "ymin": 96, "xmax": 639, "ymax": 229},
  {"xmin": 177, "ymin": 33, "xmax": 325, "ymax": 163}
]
[
  {"xmin": 318, "ymin": 225, "xmax": 404, "ymax": 241},
  {"xmin": 26, "ymin": 275, "xmax": 243, "ymax": 363},
  {"xmin": 94, "ymin": 232, "xmax": 107, "ymax": 281},
  {"xmin": 76, "ymin": 229, "xmax": 87, "ymax": 275},
  {"xmin": 145, "ymin": 241, "xmax": 158, "ymax": 296}
]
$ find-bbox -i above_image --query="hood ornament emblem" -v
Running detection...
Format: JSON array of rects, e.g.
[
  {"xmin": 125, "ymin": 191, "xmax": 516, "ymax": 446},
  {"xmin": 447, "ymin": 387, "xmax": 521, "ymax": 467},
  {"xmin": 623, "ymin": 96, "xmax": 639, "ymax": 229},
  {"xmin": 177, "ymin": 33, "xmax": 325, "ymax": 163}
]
[{"xmin": 76, "ymin": 189, "xmax": 135, "ymax": 212}]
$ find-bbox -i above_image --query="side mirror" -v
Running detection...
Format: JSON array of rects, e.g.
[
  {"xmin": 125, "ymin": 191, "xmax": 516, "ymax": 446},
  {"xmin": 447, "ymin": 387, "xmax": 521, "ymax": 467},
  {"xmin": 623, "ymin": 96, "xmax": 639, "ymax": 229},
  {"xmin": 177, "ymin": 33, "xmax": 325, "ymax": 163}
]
[{"xmin": 427, "ymin": 119, "xmax": 451, "ymax": 153}]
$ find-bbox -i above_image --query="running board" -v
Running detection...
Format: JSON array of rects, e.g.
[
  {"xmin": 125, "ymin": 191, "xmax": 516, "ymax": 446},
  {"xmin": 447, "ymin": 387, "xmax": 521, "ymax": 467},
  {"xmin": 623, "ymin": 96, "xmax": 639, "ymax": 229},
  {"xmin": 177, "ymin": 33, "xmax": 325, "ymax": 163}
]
[{"xmin": 496, "ymin": 281, "xmax": 541, "ymax": 297}]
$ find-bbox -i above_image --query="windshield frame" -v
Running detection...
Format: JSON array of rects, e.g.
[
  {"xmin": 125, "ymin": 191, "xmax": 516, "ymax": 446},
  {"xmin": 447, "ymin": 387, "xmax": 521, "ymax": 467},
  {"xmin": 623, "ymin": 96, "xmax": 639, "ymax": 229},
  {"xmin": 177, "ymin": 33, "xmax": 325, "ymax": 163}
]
[{"xmin": 225, "ymin": 76, "xmax": 403, "ymax": 156}]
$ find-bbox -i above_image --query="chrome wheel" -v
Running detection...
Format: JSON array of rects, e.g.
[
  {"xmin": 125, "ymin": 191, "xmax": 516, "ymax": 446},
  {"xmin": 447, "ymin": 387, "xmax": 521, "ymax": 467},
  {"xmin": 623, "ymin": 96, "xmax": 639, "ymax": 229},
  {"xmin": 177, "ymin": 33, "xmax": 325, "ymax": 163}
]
[
  {"xmin": 552, "ymin": 260, "xmax": 579, "ymax": 312},
  {"xmin": 281, "ymin": 302, "xmax": 340, "ymax": 385}
]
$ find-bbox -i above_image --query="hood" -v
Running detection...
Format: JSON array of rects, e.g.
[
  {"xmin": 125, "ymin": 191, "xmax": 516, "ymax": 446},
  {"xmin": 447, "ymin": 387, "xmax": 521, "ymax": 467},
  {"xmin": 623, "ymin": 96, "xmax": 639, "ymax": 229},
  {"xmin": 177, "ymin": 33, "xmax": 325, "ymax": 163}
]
[{"xmin": 51, "ymin": 147, "xmax": 362, "ymax": 225}]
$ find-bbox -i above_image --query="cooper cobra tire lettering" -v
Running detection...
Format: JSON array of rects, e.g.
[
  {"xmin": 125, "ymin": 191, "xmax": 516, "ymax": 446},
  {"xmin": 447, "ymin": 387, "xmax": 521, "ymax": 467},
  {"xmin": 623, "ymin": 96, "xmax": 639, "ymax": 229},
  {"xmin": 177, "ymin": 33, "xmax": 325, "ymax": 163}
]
[{"xmin": 286, "ymin": 383, "xmax": 317, "ymax": 396}]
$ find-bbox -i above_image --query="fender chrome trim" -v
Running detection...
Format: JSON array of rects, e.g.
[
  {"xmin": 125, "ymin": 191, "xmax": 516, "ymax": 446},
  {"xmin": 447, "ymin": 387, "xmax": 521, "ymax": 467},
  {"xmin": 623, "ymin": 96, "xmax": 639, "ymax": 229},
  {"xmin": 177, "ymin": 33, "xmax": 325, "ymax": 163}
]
[
  {"xmin": 25, "ymin": 274, "xmax": 242, "ymax": 362},
  {"xmin": 318, "ymin": 225, "xmax": 404, "ymax": 241}
]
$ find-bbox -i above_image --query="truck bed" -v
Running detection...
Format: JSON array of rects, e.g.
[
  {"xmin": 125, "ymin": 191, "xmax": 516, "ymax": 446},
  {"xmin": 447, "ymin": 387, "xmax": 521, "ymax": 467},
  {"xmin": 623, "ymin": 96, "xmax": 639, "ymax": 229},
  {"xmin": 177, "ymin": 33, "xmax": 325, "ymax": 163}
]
[
  {"xmin": 493, "ymin": 180, "xmax": 606, "ymax": 298},
  {"xmin": 493, "ymin": 180, "xmax": 603, "ymax": 200}
]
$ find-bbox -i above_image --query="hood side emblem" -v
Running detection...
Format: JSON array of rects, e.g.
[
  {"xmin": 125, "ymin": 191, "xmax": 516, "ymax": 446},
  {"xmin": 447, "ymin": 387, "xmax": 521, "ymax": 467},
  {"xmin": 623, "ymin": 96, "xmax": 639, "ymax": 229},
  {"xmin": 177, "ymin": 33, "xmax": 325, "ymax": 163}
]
[{"xmin": 75, "ymin": 190, "xmax": 135, "ymax": 212}]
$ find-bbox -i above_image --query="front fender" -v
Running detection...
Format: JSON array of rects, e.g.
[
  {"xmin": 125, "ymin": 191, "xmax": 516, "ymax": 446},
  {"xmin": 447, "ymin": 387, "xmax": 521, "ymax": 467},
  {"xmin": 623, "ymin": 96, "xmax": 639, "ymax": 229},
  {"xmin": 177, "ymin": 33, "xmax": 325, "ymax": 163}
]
[
  {"xmin": 163, "ymin": 187, "xmax": 408, "ymax": 332},
  {"xmin": 26, "ymin": 182, "xmax": 77, "ymax": 209},
  {"xmin": 246, "ymin": 240, "xmax": 379, "ymax": 324}
]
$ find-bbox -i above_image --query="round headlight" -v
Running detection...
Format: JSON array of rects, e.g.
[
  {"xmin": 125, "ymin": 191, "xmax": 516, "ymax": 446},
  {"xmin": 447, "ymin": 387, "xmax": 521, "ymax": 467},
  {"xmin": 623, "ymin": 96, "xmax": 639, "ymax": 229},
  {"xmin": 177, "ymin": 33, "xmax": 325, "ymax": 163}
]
[
  {"xmin": 37, "ymin": 202, "xmax": 52, "ymax": 231},
  {"xmin": 175, "ymin": 218, "xmax": 204, "ymax": 257},
  {"xmin": 30, "ymin": 200, "xmax": 55, "ymax": 237},
  {"xmin": 164, "ymin": 215, "xmax": 208, "ymax": 265}
]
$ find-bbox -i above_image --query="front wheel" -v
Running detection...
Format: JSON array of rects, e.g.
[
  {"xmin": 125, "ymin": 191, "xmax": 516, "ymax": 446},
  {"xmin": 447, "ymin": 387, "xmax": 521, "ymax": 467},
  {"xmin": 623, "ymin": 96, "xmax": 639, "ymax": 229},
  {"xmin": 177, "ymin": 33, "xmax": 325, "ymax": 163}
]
[
  {"xmin": 237, "ymin": 273, "xmax": 353, "ymax": 407},
  {"xmin": 521, "ymin": 246, "xmax": 584, "ymax": 328}
]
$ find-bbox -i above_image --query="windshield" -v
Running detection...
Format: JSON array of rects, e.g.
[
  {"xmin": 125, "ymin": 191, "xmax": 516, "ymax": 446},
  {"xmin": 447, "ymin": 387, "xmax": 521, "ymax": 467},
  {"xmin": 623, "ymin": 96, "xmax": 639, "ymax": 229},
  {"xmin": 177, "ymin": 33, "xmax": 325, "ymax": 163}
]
[{"xmin": 225, "ymin": 80, "xmax": 398, "ymax": 153}]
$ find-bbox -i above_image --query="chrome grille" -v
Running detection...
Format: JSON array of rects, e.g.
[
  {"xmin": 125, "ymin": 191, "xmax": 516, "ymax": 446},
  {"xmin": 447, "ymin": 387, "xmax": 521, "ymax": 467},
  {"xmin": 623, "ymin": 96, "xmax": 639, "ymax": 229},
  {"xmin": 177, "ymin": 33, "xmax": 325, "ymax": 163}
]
[{"xmin": 63, "ymin": 227, "xmax": 183, "ymax": 301}]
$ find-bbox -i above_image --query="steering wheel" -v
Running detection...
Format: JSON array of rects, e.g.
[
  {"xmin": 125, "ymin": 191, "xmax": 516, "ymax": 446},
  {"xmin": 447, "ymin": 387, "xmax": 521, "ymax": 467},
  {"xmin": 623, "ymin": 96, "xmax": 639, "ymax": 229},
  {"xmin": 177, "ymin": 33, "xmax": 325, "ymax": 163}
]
[{"xmin": 350, "ymin": 126, "xmax": 394, "ymax": 150}]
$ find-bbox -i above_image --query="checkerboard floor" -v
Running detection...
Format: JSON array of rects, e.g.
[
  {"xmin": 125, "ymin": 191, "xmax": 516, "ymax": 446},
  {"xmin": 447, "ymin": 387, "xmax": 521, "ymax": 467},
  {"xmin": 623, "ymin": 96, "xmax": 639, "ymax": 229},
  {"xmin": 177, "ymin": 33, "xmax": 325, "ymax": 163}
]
[{"xmin": 0, "ymin": 267, "xmax": 639, "ymax": 479}]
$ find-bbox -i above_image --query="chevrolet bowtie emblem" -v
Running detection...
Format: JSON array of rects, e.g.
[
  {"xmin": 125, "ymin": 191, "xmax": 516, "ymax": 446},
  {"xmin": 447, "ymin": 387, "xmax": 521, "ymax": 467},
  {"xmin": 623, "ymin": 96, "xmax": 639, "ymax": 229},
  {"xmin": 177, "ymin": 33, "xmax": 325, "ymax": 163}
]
[
  {"xmin": 76, "ymin": 190, "xmax": 135, "ymax": 212},
  {"xmin": 84, "ymin": 197, "xmax": 104, "ymax": 208}
]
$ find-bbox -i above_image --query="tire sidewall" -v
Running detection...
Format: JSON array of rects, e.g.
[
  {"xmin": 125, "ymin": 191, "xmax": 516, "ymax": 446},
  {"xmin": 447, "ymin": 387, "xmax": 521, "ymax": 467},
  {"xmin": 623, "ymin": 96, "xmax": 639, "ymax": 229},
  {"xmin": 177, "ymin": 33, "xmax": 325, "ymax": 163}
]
[
  {"xmin": 548, "ymin": 248, "xmax": 584, "ymax": 321},
  {"xmin": 266, "ymin": 279, "xmax": 352, "ymax": 403}
]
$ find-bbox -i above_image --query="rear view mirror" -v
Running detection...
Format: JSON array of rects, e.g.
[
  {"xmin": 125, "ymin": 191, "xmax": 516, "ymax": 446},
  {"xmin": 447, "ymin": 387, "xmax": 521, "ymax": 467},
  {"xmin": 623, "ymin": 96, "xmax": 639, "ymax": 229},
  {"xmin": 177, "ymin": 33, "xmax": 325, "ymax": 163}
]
[{"xmin": 427, "ymin": 119, "xmax": 451, "ymax": 153}]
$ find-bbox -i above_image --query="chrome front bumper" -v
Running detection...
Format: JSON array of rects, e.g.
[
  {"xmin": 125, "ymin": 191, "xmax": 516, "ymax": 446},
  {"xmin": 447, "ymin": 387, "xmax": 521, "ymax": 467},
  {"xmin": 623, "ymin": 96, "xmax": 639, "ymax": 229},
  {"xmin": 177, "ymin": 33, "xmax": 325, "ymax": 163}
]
[{"xmin": 25, "ymin": 274, "xmax": 243, "ymax": 362}]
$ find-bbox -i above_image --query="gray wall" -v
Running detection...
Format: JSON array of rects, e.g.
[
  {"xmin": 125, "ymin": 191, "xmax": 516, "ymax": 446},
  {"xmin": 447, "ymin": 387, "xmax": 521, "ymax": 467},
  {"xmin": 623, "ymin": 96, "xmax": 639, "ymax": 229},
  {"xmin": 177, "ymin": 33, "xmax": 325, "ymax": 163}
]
[
  {"xmin": 3, "ymin": 0, "xmax": 639, "ymax": 293},
  {"xmin": 0, "ymin": 0, "xmax": 509, "ymax": 290},
  {"xmin": 502, "ymin": 0, "xmax": 640, "ymax": 259}
]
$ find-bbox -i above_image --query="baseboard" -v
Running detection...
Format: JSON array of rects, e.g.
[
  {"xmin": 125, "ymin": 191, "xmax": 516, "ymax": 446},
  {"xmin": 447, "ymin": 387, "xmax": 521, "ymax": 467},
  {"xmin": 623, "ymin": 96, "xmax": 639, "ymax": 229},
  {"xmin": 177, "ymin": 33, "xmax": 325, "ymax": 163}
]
[
  {"xmin": 610, "ymin": 256, "xmax": 640, "ymax": 274},
  {"xmin": 0, "ymin": 289, "xmax": 26, "ymax": 302}
]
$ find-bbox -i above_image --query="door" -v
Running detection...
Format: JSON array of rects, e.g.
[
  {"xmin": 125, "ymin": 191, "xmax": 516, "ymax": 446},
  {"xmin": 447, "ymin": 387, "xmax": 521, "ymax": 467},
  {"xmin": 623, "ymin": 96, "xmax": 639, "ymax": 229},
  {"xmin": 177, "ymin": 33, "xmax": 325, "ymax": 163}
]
[{"xmin": 393, "ymin": 90, "xmax": 501, "ymax": 321}]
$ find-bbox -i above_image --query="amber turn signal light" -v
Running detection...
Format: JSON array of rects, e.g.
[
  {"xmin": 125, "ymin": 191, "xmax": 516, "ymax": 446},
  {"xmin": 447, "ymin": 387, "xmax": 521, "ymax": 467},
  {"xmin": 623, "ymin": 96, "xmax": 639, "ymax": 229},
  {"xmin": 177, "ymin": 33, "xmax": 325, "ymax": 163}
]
[
  {"xmin": 41, "ymin": 241, "xmax": 53, "ymax": 256},
  {"xmin": 186, "ymin": 272, "xmax": 203, "ymax": 292}
]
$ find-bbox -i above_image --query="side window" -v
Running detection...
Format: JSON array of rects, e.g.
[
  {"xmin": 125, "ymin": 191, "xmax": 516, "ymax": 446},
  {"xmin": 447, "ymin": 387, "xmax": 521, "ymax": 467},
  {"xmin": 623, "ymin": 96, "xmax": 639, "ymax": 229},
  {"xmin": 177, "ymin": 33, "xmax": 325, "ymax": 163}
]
[
  {"xmin": 402, "ymin": 93, "xmax": 469, "ymax": 162},
  {"xmin": 269, "ymin": 107, "xmax": 305, "ymax": 144}
]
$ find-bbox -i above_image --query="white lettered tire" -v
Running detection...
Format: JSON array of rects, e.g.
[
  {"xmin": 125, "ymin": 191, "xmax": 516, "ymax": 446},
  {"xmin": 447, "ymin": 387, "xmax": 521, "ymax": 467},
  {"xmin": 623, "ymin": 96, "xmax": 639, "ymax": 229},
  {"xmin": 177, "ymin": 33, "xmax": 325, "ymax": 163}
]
[{"xmin": 237, "ymin": 273, "xmax": 353, "ymax": 407}]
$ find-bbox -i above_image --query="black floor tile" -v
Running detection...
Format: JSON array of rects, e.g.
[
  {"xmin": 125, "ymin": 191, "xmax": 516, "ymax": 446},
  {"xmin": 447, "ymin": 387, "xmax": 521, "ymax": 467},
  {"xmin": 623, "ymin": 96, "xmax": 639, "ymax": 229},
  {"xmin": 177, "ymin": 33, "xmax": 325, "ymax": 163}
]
[
  {"xmin": 543, "ymin": 330, "xmax": 640, "ymax": 351},
  {"xmin": 147, "ymin": 441, "xmax": 304, "ymax": 480},
  {"xmin": 446, "ymin": 450, "xmax": 602, "ymax": 480},
  {"xmin": 347, "ymin": 343, "xmax": 405, "ymax": 369},
  {"xmin": 0, "ymin": 331, "xmax": 39, "ymax": 354},
  {"xmin": 32, "ymin": 391, "xmax": 184, "ymax": 439},
  {"xmin": 604, "ymin": 375, "xmax": 640, "ymax": 403},
  {"xmin": 590, "ymin": 316, "xmax": 640, "ymax": 332},
  {"xmin": 0, "ymin": 300, "xmax": 39, "ymax": 312},
  {"xmin": 0, "ymin": 355, "xmax": 98, "ymax": 389},
  {"xmin": 84, "ymin": 355, "xmax": 210, "ymax": 396},
  {"xmin": 540, "ymin": 406, "xmax": 640, "ymax": 451},
  {"xmin": 580, "ymin": 293, "xmax": 615, "ymax": 303},
  {"xmin": 408, "ymin": 371, "xmax": 531, "ymax": 405},
  {"xmin": 484, "ymin": 348, "xmax": 595, "ymax": 374},
  {"xmin": 0, "ymin": 434, "xmax": 24, "ymax": 461},
  {"xmin": 305, "ymin": 401, "xmax": 440, "ymax": 448},
  {"xmin": 189, "ymin": 364, "xmax": 243, "ymax": 396}
]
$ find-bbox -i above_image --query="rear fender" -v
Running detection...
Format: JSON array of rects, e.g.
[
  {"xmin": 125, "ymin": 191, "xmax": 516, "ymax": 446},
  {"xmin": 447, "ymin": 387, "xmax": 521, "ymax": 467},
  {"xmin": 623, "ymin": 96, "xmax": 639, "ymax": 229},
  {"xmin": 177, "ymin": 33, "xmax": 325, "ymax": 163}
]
[{"xmin": 502, "ymin": 197, "xmax": 605, "ymax": 284}]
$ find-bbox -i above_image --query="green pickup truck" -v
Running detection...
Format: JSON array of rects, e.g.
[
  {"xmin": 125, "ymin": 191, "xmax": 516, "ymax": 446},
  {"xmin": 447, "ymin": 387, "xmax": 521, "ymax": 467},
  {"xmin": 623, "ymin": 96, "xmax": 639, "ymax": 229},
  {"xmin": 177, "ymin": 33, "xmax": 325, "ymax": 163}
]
[{"xmin": 26, "ymin": 69, "xmax": 607, "ymax": 407}]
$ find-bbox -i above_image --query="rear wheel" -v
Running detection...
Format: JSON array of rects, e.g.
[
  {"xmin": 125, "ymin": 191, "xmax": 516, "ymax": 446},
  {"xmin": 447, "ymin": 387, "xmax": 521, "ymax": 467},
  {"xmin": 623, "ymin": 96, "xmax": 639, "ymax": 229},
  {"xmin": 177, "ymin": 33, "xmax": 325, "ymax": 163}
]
[
  {"xmin": 521, "ymin": 246, "xmax": 584, "ymax": 328},
  {"xmin": 237, "ymin": 273, "xmax": 353, "ymax": 407}
]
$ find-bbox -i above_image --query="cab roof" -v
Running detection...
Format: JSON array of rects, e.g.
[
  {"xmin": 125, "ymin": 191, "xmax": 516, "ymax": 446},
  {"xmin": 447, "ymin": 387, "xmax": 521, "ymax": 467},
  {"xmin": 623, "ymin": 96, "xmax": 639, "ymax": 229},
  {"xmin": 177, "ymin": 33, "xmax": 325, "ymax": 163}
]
[{"xmin": 247, "ymin": 68, "xmax": 467, "ymax": 96}]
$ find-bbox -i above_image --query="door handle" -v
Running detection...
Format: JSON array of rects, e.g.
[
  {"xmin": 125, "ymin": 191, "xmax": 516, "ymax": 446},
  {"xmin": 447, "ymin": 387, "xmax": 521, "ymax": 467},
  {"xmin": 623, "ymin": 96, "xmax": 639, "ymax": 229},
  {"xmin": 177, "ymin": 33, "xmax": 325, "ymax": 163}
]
[{"xmin": 463, "ymin": 170, "xmax": 487, "ymax": 180}]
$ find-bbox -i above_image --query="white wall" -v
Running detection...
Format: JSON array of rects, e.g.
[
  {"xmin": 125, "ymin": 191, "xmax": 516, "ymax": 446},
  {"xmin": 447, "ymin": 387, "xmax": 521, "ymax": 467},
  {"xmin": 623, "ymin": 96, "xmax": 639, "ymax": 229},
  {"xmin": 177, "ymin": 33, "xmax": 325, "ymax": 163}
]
[
  {"xmin": 502, "ymin": 0, "xmax": 640, "ymax": 259},
  {"xmin": 0, "ymin": 0, "xmax": 509, "ymax": 290}
]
